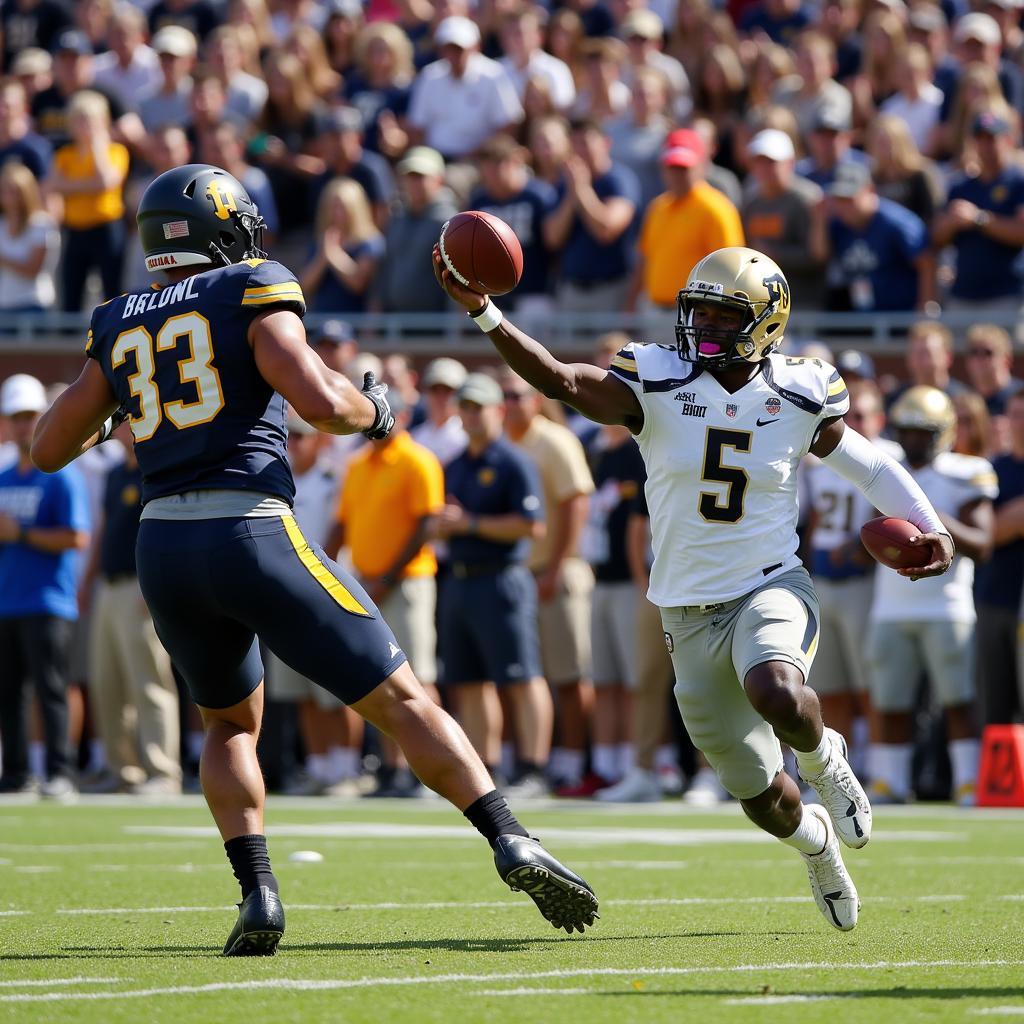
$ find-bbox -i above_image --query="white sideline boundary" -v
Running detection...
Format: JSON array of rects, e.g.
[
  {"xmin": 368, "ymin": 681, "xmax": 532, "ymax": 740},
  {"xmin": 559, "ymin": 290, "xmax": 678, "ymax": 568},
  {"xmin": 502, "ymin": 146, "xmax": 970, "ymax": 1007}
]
[
  {"xmin": 0, "ymin": 978, "xmax": 120, "ymax": 988},
  {"xmin": 0, "ymin": 959, "xmax": 1020, "ymax": 1004}
]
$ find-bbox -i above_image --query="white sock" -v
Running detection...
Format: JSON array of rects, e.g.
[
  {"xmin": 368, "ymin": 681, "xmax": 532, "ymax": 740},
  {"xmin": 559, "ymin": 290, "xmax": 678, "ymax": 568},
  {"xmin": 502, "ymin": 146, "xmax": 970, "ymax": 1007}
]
[
  {"xmin": 592, "ymin": 744, "xmax": 618, "ymax": 782},
  {"xmin": 29, "ymin": 741, "xmax": 45, "ymax": 779},
  {"xmin": 850, "ymin": 718, "xmax": 869, "ymax": 778},
  {"xmin": 560, "ymin": 749, "xmax": 585, "ymax": 786},
  {"xmin": 500, "ymin": 742, "xmax": 517, "ymax": 780},
  {"xmin": 617, "ymin": 742, "xmax": 635, "ymax": 777},
  {"xmin": 794, "ymin": 731, "xmax": 831, "ymax": 777},
  {"xmin": 779, "ymin": 804, "xmax": 829, "ymax": 855},
  {"xmin": 326, "ymin": 747, "xmax": 349, "ymax": 783},
  {"xmin": 870, "ymin": 743, "xmax": 912, "ymax": 798},
  {"xmin": 307, "ymin": 753, "xmax": 329, "ymax": 783},
  {"xmin": 654, "ymin": 745, "xmax": 678, "ymax": 771},
  {"xmin": 950, "ymin": 739, "xmax": 980, "ymax": 790},
  {"xmin": 88, "ymin": 739, "xmax": 106, "ymax": 774}
]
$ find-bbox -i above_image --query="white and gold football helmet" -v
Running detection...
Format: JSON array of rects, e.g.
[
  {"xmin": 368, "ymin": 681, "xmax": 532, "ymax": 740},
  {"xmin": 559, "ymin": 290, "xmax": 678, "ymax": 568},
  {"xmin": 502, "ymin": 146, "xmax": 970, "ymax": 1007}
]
[
  {"xmin": 888, "ymin": 385, "xmax": 956, "ymax": 458},
  {"xmin": 676, "ymin": 247, "xmax": 791, "ymax": 366}
]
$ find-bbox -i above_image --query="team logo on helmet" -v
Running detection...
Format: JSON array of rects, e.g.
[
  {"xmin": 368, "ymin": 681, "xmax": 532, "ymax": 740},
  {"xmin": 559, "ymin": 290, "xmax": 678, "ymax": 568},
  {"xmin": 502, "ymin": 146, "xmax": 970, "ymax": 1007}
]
[
  {"xmin": 763, "ymin": 272, "xmax": 790, "ymax": 311},
  {"xmin": 206, "ymin": 179, "xmax": 239, "ymax": 220}
]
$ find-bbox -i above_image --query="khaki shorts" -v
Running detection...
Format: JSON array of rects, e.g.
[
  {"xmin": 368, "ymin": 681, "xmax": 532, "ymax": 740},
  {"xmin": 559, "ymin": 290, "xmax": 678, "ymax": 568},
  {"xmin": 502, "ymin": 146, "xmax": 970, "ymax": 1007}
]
[
  {"xmin": 263, "ymin": 650, "xmax": 344, "ymax": 710},
  {"xmin": 591, "ymin": 580, "xmax": 638, "ymax": 687},
  {"xmin": 867, "ymin": 619, "xmax": 975, "ymax": 712},
  {"xmin": 661, "ymin": 566, "xmax": 820, "ymax": 800},
  {"xmin": 379, "ymin": 576, "xmax": 437, "ymax": 685},
  {"xmin": 807, "ymin": 575, "xmax": 873, "ymax": 695},
  {"xmin": 537, "ymin": 557, "xmax": 593, "ymax": 686}
]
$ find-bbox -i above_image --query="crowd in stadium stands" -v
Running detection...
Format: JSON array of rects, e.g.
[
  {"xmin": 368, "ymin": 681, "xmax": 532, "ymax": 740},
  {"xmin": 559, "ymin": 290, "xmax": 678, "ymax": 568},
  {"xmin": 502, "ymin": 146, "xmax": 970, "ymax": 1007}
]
[{"xmin": 1, "ymin": 0, "xmax": 1024, "ymax": 805}]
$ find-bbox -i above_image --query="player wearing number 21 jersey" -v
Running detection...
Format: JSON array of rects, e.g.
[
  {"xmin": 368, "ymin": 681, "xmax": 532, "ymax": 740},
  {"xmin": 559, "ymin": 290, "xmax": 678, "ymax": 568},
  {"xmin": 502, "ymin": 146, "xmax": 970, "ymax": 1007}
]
[
  {"xmin": 435, "ymin": 242, "xmax": 955, "ymax": 933},
  {"xmin": 31, "ymin": 163, "xmax": 598, "ymax": 957}
]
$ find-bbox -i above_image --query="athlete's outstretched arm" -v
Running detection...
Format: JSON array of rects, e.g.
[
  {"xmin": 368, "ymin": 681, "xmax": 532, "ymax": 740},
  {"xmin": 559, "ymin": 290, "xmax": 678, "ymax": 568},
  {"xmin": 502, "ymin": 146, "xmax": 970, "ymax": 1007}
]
[
  {"xmin": 31, "ymin": 359, "xmax": 120, "ymax": 472},
  {"xmin": 432, "ymin": 247, "xmax": 644, "ymax": 432},
  {"xmin": 250, "ymin": 308, "xmax": 377, "ymax": 435},
  {"xmin": 811, "ymin": 416, "xmax": 955, "ymax": 579}
]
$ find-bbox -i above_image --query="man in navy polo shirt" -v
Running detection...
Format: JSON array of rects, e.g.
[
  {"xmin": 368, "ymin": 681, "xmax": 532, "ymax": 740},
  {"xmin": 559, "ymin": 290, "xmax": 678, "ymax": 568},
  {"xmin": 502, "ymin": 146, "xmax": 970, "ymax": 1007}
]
[
  {"xmin": 436, "ymin": 372, "xmax": 553, "ymax": 787},
  {"xmin": 0, "ymin": 374, "xmax": 89, "ymax": 798},
  {"xmin": 934, "ymin": 111, "xmax": 1024, "ymax": 318},
  {"xmin": 818, "ymin": 162, "xmax": 935, "ymax": 311},
  {"xmin": 544, "ymin": 118, "xmax": 639, "ymax": 313}
]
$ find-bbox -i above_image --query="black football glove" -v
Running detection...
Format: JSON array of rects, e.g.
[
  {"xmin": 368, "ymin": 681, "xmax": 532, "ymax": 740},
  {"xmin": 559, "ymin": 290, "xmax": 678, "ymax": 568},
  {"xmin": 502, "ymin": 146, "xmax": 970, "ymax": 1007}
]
[
  {"xmin": 96, "ymin": 405, "xmax": 129, "ymax": 445},
  {"xmin": 361, "ymin": 372, "xmax": 395, "ymax": 441}
]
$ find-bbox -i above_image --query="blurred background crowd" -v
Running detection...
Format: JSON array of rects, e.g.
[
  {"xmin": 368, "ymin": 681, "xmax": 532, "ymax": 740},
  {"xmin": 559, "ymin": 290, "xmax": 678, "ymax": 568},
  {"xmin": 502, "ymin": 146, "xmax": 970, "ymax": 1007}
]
[{"xmin": 1, "ymin": 0, "xmax": 1024, "ymax": 807}]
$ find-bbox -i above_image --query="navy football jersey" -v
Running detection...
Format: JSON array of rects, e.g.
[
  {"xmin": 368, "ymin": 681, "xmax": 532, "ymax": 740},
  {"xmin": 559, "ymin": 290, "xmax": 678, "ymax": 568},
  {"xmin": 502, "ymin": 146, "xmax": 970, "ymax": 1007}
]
[{"xmin": 86, "ymin": 259, "xmax": 305, "ymax": 505}]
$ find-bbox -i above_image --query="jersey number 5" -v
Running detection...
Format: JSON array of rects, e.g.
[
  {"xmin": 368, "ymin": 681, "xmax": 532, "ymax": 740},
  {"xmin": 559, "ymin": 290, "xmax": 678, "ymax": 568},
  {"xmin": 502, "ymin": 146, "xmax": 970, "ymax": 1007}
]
[
  {"xmin": 699, "ymin": 426, "xmax": 751, "ymax": 524},
  {"xmin": 112, "ymin": 312, "xmax": 225, "ymax": 442}
]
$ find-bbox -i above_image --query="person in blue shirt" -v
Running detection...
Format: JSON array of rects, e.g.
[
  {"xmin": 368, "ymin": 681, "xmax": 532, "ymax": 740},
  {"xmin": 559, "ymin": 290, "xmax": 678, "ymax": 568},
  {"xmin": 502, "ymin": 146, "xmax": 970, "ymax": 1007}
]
[
  {"xmin": 795, "ymin": 104, "xmax": 871, "ymax": 190},
  {"xmin": 975, "ymin": 388, "xmax": 1024, "ymax": 725},
  {"xmin": 740, "ymin": 0, "xmax": 813, "ymax": 44},
  {"xmin": 544, "ymin": 118, "xmax": 640, "ymax": 313},
  {"xmin": 934, "ymin": 111, "xmax": 1024, "ymax": 313},
  {"xmin": 437, "ymin": 372, "xmax": 552, "ymax": 788},
  {"xmin": 0, "ymin": 373, "xmax": 89, "ymax": 800},
  {"xmin": 30, "ymin": 163, "xmax": 597, "ymax": 956},
  {"xmin": 468, "ymin": 134, "xmax": 557, "ymax": 317},
  {"xmin": 817, "ymin": 161, "xmax": 935, "ymax": 312}
]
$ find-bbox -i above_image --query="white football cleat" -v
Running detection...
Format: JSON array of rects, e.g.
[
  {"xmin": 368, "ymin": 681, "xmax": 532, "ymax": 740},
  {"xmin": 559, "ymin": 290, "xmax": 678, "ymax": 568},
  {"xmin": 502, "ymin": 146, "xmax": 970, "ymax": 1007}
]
[
  {"xmin": 595, "ymin": 767, "xmax": 661, "ymax": 803},
  {"xmin": 798, "ymin": 727, "xmax": 872, "ymax": 849},
  {"xmin": 682, "ymin": 766, "xmax": 729, "ymax": 806},
  {"xmin": 801, "ymin": 804, "xmax": 859, "ymax": 931}
]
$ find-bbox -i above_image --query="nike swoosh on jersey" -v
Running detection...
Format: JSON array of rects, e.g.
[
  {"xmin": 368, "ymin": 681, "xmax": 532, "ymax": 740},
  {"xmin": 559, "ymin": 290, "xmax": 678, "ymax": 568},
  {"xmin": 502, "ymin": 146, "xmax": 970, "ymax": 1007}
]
[{"xmin": 756, "ymin": 418, "xmax": 780, "ymax": 426}]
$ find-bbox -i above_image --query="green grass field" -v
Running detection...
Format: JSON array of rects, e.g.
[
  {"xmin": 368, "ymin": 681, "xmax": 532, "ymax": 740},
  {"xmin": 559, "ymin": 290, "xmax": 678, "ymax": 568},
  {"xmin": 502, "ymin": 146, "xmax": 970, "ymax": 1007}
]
[{"xmin": 0, "ymin": 796, "xmax": 1022, "ymax": 1023}]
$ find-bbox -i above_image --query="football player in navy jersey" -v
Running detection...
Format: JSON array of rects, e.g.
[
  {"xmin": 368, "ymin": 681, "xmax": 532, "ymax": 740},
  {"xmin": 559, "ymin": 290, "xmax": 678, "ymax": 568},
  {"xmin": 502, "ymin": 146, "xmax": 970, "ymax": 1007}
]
[{"xmin": 31, "ymin": 164, "xmax": 598, "ymax": 955}]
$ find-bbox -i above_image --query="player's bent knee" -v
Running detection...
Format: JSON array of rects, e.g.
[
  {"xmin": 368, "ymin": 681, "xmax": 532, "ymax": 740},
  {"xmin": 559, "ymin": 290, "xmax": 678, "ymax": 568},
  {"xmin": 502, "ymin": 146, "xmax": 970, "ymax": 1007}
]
[
  {"xmin": 743, "ymin": 663, "xmax": 804, "ymax": 724},
  {"xmin": 198, "ymin": 685, "xmax": 264, "ymax": 735}
]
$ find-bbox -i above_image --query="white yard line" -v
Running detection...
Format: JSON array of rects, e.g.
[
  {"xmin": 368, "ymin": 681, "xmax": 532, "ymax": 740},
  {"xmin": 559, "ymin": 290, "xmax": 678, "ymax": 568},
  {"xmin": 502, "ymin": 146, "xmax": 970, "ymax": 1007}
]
[
  {"xmin": 0, "ymin": 979, "xmax": 121, "ymax": 988},
  {"xmin": 473, "ymin": 988, "xmax": 593, "ymax": 996},
  {"xmin": 971, "ymin": 1010, "xmax": 1024, "ymax": 1017},
  {"xmin": 0, "ymin": 960, "xmax": 1019, "ymax": 1004},
  {"xmin": 724, "ymin": 995, "xmax": 854, "ymax": 1005}
]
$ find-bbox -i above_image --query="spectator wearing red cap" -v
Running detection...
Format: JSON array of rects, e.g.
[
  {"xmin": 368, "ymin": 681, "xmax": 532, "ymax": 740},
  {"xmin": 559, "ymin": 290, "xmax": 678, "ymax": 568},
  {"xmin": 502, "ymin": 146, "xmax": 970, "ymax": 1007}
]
[{"xmin": 626, "ymin": 126, "xmax": 744, "ymax": 325}]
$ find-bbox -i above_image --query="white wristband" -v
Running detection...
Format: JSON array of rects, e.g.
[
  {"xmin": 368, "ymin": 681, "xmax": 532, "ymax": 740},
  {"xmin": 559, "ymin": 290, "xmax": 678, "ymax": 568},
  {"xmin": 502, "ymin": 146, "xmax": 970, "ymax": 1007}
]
[{"xmin": 468, "ymin": 299, "xmax": 503, "ymax": 333}]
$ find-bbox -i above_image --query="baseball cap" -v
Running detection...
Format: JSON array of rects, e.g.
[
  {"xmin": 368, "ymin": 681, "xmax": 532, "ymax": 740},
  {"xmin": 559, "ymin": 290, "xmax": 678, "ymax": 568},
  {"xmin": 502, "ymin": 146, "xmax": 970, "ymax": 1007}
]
[
  {"xmin": 661, "ymin": 128, "xmax": 706, "ymax": 168},
  {"xmin": 621, "ymin": 9, "xmax": 664, "ymax": 39},
  {"xmin": 825, "ymin": 161, "xmax": 873, "ymax": 197},
  {"xmin": 434, "ymin": 15, "xmax": 481, "ymax": 49},
  {"xmin": 458, "ymin": 373, "xmax": 503, "ymax": 407},
  {"xmin": 954, "ymin": 11, "xmax": 1001, "ymax": 46},
  {"xmin": 314, "ymin": 319, "xmax": 356, "ymax": 346},
  {"xmin": 55, "ymin": 30, "xmax": 92, "ymax": 56},
  {"xmin": 0, "ymin": 374, "xmax": 47, "ymax": 416},
  {"xmin": 152, "ymin": 25, "xmax": 198, "ymax": 58},
  {"xmin": 812, "ymin": 103, "xmax": 852, "ymax": 133},
  {"xmin": 10, "ymin": 48, "xmax": 52, "ymax": 76},
  {"xmin": 836, "ymin": 349, "xmax": 876, "ymax": 380},
  {"xmin": 396, "ymin": 145, "xmax": 445, "ymax": 177},
  {"xmin": 423, "ymin": 357, "xmax": 467, "ymax": 391},
  {"xmin": 326, "ymin": 0, "xmax": 365, "ymax": 18},
  {"xmin": 908, "ymin": 6, "xmax": 946, "ymax": 32},
  {"xmin": 973, "ymin": 110, "xmax": 1010, "ymax": 135},
  {"xmin": 317, "ymin": 105, "xmax": 364, "ymax": 135},
  {"xmin": 747, "ymin": 128, "xmax": 795, "ymax": 162}
]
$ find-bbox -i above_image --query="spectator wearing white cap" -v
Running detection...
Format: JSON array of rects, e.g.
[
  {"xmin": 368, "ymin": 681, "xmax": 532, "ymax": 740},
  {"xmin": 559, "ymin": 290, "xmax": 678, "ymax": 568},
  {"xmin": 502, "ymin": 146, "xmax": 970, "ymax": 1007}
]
[
  {"xmin": 0, "ymin": 374, "xmax": 90, "ymax": 799},
  {"xmin": 741, "ymin": 128, "xmax": 825, "ymax": 308},
  {"xmin": 407, "ymin": 16, "xmax": 523, "ymax": 160},
  {"xmin": 147, "ymin": 0, "xmax": 219, "ymax": 42},
  {"xmin": 138, "ymin": 25, "xmax": 198, "ymax": 134},
  {"xmin": 411, "ymin": 358, "xmax": 469, "ymax": 467}
]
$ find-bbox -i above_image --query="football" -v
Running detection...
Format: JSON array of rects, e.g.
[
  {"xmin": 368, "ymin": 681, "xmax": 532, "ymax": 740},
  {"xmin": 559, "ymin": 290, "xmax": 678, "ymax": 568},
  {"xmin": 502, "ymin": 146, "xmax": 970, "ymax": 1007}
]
[
  {"xmin": 860, "ymin": 516, "xmax": 931, "ymax": 570},
  {"xmin": 438, "ymin": 210, "xmax": 524, "ymax": 295}
]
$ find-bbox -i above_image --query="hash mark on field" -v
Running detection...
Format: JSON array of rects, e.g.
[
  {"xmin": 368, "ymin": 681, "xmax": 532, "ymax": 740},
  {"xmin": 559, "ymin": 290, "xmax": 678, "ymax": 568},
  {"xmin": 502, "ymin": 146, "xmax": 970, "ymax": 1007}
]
[
  {"xmin": 725, "ymin": 995, "xmax": 855, "ymax": 1005},
  {"xmin": 1, "ymin": 960, "xmax": 1021, "ymax": 1003}
]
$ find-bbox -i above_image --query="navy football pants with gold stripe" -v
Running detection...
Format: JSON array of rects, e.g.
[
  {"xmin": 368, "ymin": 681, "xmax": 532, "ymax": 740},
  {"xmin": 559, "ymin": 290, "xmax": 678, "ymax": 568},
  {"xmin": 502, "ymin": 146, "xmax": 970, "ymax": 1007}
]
[{"xmin": 136, "ymin": 515, "xmax": 407, "ymax": 709}]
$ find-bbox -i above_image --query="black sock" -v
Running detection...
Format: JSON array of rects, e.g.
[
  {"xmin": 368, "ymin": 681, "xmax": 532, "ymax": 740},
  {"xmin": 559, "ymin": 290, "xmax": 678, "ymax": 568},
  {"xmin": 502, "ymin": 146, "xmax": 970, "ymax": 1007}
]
[
  {"xmin": 224, "ymin": 834, "xmax": 279, "ymax": 899},
  {"xmin": 464, "ymin": 789, "xmax": 530, "ymax": 848}
]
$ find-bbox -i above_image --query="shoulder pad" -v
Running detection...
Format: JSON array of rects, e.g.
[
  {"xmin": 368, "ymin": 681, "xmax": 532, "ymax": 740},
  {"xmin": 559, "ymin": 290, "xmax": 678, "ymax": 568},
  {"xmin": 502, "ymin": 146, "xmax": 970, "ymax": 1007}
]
[
  {"xmin": 934, "ymin": 451, "xmax": 999, "ymax": 492},
  {"xmin": 240, "ymin": 258, "xmax": 306, "ymax": 317},
  {"xmin": 764, "ymin": 355, "xmax": 848, "ymax": 416},
  {"xmin": 609, "ymin": 342, "xmax": 702, "ymax": 393}
]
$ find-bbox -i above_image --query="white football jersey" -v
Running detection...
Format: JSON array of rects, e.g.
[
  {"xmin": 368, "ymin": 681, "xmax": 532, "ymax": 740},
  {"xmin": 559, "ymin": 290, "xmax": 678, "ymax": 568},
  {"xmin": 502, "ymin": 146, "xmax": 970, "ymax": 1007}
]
[
  {"xmin": 610, "ymin": 343, "xmax": 850, "ymax": 605},
  {"xmin": 802, "ymin": 438, "xmax": 903, "ymax": 552},
  {"xmin": 870, "ymin": 451, "xmax": 998, "ymax": 624}
]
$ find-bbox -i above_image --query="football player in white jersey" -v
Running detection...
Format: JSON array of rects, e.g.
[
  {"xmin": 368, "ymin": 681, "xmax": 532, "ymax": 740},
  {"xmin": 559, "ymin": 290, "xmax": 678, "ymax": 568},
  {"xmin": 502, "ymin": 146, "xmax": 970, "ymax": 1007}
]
[
  {"xmin": 434, "ymin": 244, "xmax": 953, "ymax": 932},
  {"xmin": 867, "ymin": 386, "xmax": 996, "ymax": 807},
  {"xmin": 801, "ymin": 379, "xmax": 901, "ymax": 773}
]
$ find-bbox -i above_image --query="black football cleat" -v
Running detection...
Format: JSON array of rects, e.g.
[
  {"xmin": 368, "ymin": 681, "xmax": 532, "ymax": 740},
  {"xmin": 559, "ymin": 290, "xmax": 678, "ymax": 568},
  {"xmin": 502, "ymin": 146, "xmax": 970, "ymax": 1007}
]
[
  {"xmin": 493, "ymin": 835, "xmax": 599, "ymax": 934},
  {"xmin": 222, "ymin": 885, "xmax": 285, "ymax": 956}
]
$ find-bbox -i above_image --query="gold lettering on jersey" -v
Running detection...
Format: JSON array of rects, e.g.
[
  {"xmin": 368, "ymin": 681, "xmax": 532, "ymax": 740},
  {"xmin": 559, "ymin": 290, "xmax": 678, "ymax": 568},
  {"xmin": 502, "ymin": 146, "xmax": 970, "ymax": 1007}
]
[
  {"xmin": 206, "ymin": 180, "xmax": 238, "ymax": 220},
  {"xmin": 673, "ymin": 391, "xmax": 706, "ymax": 418}
]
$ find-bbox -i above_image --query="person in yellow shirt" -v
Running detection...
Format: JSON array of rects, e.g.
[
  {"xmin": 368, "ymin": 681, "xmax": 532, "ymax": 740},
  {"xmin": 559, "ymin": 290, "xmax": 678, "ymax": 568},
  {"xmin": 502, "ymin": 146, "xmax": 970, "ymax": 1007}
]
[
  {"xmin": 46, "ymin": 89, "xmax": 129, "ymax": 311},
  {"xmin": 327, "ymin": 394, "xmax": 446, "ymax": 797},
  {"xmin": 627, "ymin": 127, "xmax": 745, "ymax": 331}
]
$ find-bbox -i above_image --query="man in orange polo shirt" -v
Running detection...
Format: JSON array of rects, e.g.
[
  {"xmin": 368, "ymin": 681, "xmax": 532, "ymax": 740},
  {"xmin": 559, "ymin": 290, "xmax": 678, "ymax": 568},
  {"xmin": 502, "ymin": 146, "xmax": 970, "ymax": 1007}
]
[
  {"xmin": 328, "ymin": 394, "xmax": 445, "ymax": 796},
  {"xmin": 627, "ymin": 128, "xmax": 744, "ymax": 331}
]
